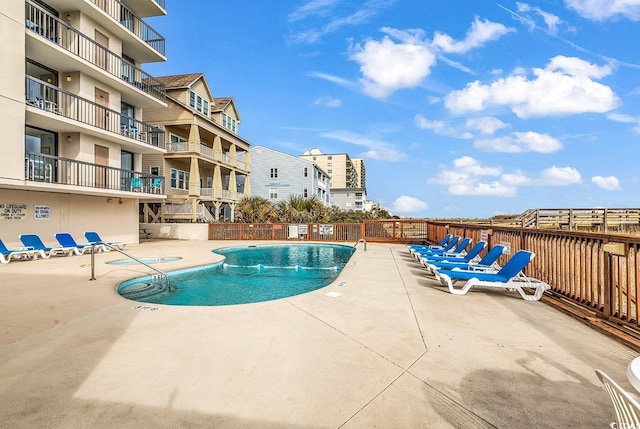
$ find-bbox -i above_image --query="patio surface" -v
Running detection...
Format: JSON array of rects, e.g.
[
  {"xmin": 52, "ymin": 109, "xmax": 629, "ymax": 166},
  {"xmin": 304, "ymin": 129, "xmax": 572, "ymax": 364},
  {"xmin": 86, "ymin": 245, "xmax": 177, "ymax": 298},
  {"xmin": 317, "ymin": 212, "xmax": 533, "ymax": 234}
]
[{"xmin": 0, "ymin": 239, "xmax": 636, "ymax": 428}]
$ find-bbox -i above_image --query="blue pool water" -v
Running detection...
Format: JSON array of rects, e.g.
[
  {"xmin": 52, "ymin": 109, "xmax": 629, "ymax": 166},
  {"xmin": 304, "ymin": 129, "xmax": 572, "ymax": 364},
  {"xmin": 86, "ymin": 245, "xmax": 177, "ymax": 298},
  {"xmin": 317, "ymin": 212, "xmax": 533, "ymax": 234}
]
[{"xmin": 117, "ymin": 243, "xmax": 355, "ymax": 306}]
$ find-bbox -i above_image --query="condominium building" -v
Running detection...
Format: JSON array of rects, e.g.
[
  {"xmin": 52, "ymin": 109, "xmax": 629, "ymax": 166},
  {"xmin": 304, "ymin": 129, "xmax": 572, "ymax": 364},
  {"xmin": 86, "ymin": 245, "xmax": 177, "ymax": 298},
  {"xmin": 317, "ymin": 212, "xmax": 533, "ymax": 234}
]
[
  {"xmin": 300, "ymin": 148, "xmax": 358, "ymax": 189},
  {"xmin": 352, "ymin": 157, "xmax": 366, "ymax": 189},
  {"xmin": 140, "ymin": 73, "xmax": 251, "ymax": 223},
  {"xmin": 300, "ymin": 148, "xmax": 367, "ymax": 212},
  {"xmin": 0, "ymin": 0, "xmax": 168, "ymax": 246},
  {"xmin": 249, "ymin": 146, "xmax": 330, "ymax": 205}
]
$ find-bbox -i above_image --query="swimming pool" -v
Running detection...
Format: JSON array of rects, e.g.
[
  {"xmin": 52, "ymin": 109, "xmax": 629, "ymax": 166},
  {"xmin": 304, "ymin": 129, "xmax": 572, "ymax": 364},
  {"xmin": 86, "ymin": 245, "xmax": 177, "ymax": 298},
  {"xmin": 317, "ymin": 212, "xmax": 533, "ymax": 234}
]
[{"xmin": 117, "ymin": 243, "xmax": 355, "ymax": 306}]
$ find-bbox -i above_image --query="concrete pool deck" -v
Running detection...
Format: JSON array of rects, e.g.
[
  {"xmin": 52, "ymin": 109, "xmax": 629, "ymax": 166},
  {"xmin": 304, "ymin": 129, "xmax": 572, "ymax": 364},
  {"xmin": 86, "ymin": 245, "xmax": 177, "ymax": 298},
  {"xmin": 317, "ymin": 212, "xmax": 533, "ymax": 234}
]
[{"xmin": 0, "ymin": 239, "xmax": 637, "ymax": 428}]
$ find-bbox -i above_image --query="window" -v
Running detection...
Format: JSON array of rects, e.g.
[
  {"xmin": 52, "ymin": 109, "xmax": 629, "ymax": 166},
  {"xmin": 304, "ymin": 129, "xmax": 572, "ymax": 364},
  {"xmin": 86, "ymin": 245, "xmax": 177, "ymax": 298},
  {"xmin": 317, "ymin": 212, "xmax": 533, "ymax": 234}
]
[
  {"xmin": 196, "ymin": 95, "xmax": 202, "ymax": 111},
  {"xmin": 203, "ymin": 100, "xmax": 209, "ymax": 115},
  {"xmin": 221, "ymin": 113, "xmax": 237, "ymax": 133},
  {"xmin": 328, "ymin": 169, "xmax": 332, "ymax": 174},
  {"xmin": 189, "ymin": 91, "xmax": 196, "ymax": 108},
  {"xmin": 328, "ymin": 156, "xmax": 332, "ymax": 160},
  {"xmin": 303, "ymin": 188, "xmax": 308, "ymax": 197},
  {"xmin": 170, "ymin": 168, "xmax": 189, "ymax": 190},
  {"xmin": 150, "ymin": 166, "xmax": 159, "ymax": 175},
  {"xmin": 270, "ymin": 168, "xmax": 278, "ymax": 178},
  {"xmin": 328, "ymin": 162, "xmax": 332, "ymax": 167},
  {"xmin": 304, "ymin": 167, "xmax": 308, "ymax": 177},
  {"xmin": 170, "ymin": 134, "xmax": 186, "ymax": 143},
  {"xmin": 269, "ymin": 188, "xmax": 278, "ymax": 199}
]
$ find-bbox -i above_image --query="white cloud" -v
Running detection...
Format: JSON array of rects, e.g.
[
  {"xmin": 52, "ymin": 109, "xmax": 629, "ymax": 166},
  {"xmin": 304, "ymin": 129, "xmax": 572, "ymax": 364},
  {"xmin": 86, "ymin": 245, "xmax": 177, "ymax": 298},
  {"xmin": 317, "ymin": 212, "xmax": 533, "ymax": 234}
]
[
  {"xmin": 427, "ymin": 157, "xmax": 582, "ymax": 197},
  {"xmin": 288, "ymin": 0, "xmax": 338, "ymax": 22},
  {"xmin": 565, "ymin": 0, "xmax": 640, "ymax": 21},
  {"xmin": 474, "ymin": 131, "xmax": 563, "ymax": 153},
  {"xmin": 517, "ymin": 2, "xmax": 562, "ymax": 34},
  {"xmin": 314, "ymin": 96, "xmax": 341, "ymax": 107},
  {"xmin": 322, "ymin": 130, "xmax": 407, "ymax": 161},
  {"xmin": 592, "ymin": 175, "xmax": 622, "ymax": 190},
  {"xmin": 538, "ymin": 166, "xmax": 583, "ymax": 185},
  {"xmin": 307, "ymin": 71, "xmax": 357, "ymax": 88},
  {"xmin": 414, "ymin": 114, "xmax": 473, "ymax": 139},
  {"xmin": 465, "ymin": 116, "xmax": 509, "ymax": 135},
  {"xmin": 288, "ymin": 0, "xmax": 397, "ymax": 43},
  {"xmin": 391, "ymin": 196, "xmax": 429, "ymax": 213},
  {"xmin": 444, "ymin": 56, "xmax": 619, "ymax": 118},
  {"xmin": 608, "ymin": 112, "xmax": 638, "ymax": 123},
  {"xmin": 431, "ymin": 17, "xmax": 515, "ymax": 54},
  {"xmin": 350, "ymin": 28, "xmax": 436, "ymax": 98}
]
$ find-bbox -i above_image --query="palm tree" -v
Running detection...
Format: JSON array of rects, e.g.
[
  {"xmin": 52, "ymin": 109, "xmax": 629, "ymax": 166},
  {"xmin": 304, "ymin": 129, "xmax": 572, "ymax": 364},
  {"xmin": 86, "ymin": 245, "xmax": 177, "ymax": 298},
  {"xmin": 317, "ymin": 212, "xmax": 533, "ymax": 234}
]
[{"xmin": 235, "ymin": 196, "xmax": 277, "ymax": 223}]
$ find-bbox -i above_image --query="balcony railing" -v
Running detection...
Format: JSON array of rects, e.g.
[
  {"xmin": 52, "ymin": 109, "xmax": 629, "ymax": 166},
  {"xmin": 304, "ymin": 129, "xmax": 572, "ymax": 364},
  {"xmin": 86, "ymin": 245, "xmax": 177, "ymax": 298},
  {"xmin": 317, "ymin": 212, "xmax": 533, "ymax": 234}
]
[
  {"xmin": 26, "ymin": 76, "xmax": 165, "ymax": 149},
  {"xmin": 25, "ymin": 0, "xmax": 166, "ymax": 102},
  {"xmin": 25, "ymin": 152, "xmax": 164, "ymax": 194},
  {"xmin": 87, "ymin": 0, "xmax": 165, "ymax": 56},
  {"xmin": 200, "ymin": 188, "xmax": 237, "ymax": 200},
  {"xmin": 166, "ymin": 142, "xmax": 247, "ymax": 170}
]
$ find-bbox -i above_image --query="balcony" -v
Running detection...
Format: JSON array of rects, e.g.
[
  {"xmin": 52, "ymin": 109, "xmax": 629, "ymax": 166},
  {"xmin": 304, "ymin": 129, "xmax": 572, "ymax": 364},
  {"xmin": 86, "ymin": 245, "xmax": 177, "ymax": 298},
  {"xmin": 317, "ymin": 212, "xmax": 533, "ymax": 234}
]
[
  {"xmin": 200, "ymin": 188, "xmax": 238, "ymax": 201},
  {"xmin": 166, "ymin": 142, "xmax": 248, "ymax": 171},
  {"xmin": 87, "ymin": 0, "xmax": 165, "ymax": 58},
  {"xmin": 25, "ymin": 152, "xmax": 164, "ymax": 196},
  {"xmin": 25, "ymin": 0, "xmax": 166, "ymax": 105},
  {"xmin": 26, "ymin": 76, "xmax": 165, "ymax": 152}
]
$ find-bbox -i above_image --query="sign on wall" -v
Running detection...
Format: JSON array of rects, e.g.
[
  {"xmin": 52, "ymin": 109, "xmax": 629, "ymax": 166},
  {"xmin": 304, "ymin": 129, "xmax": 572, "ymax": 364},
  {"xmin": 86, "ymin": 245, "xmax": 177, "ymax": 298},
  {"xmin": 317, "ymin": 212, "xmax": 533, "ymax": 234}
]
[
  {"xmin": 0, "ymin": 203, "xmax": 27, "ymax": 221},
  {"xmin": 34, "ymin": 205, "xmax": 51, "ymax": 220}
]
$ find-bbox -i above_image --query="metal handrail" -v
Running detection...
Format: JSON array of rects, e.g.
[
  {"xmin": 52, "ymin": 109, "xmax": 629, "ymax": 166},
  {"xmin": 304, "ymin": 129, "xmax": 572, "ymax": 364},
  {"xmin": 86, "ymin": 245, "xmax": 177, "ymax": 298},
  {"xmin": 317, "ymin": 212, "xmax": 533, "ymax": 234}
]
[
  {"xmin": 90, "ymin": 243, "xmax": 173, "ymax": 291},
  {"xmin": 87, "ymin": 0, "xmax": 165, "ymax": 56},
  {"xmin": 26, "ymin": 76, "xmax": 165, "ymax": 148},
  {"xmin": 25, "ymin": 0, "xmax": 166, "ymax": 102}
]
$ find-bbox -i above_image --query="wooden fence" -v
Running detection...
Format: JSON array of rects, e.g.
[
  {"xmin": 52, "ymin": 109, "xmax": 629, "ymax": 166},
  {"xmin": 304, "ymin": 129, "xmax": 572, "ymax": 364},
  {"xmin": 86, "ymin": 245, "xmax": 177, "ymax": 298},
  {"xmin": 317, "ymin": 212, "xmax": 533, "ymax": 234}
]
[{"xmin": 208, "ymin": 220, "xmax": 640, "ymax": 347}]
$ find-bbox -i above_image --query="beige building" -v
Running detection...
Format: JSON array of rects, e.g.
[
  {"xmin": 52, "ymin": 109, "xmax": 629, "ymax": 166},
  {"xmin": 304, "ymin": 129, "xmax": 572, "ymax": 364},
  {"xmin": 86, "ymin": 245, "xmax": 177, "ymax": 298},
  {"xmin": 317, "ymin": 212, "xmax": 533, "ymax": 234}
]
[
  {"xmin": 300, "ymin": 148, "xmax": 368, "ymax": 212},
  {"xmin": 300, "ymin": 149, "xmax": 359, "ymax": 189},
  {"xmin": 140, "ymin": 73, "xmax": 251, "ymax": 223},
  {"xmin": 0, "ymin": 0, "xmax": 168, "ymax": 247}
]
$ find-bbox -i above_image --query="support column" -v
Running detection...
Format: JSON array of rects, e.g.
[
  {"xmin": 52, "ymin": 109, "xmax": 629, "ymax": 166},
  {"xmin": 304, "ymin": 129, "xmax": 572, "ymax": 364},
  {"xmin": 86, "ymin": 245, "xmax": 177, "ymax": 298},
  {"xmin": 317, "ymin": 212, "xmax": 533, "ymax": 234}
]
[
  {"xmin": 189, "ymin": 156, "xmax": 200, "ymax": 197},
  {"xmin": 213, "ymin": 201, "xmax": 222, "ymax": 222},
  {"xmin": 188, "ymin": 122, "xmax": 200, "ymax": 152}
]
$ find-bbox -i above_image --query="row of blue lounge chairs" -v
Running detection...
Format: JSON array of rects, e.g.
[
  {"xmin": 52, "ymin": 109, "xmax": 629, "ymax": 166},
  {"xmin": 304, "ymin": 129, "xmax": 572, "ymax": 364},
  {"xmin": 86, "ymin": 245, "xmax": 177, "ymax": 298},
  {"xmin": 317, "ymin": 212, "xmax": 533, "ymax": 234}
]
[
  {"xmin": 0, "ymin": 232, "xmax": 125, "ymax": 263},
  {"xmin": 407, "ymin": 234, "xmax": 551, "ymax": 301}
]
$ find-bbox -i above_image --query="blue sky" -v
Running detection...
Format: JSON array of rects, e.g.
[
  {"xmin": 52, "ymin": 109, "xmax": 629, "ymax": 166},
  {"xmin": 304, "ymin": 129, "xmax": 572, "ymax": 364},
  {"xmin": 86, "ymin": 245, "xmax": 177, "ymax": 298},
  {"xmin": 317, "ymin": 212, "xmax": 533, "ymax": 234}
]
[{"xmin": 145, "ymin": 0, "xmax": 640, "ymax": 218}]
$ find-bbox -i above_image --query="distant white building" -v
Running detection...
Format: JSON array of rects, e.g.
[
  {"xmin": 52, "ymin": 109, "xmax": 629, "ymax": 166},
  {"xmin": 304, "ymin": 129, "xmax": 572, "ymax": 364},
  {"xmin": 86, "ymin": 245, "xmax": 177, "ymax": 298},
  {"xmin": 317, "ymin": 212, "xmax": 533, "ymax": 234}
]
[
  {"xmin": 300, "ymin": 149, "xmax": 368, "ymax": 212},
  {"xmin": 249, "ymin": 146, "xmax": 331, "ymax": 205},
  {"xmin": 330, "ymin": 188, "xmax": 367, "ymax": 212}
]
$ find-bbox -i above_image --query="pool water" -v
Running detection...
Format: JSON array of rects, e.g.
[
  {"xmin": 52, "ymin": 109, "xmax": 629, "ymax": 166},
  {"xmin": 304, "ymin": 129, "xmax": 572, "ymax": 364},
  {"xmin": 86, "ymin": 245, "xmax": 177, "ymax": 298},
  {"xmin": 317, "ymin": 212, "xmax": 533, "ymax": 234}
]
[{"xmin": 117, "ymin": 244, "xmax": 355, "ymax": 306}]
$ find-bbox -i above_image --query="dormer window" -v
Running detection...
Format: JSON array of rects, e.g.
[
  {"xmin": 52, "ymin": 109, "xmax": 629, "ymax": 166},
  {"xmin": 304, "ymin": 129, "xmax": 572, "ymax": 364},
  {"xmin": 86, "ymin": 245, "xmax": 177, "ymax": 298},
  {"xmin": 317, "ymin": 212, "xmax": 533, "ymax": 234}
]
[
  {"xmin": 189, "ymin": 90, "xmax": 209, "ymax": 116},
  {"xmin": 222, "ymin": 112, "xmax": 237, "ymax": 133}
]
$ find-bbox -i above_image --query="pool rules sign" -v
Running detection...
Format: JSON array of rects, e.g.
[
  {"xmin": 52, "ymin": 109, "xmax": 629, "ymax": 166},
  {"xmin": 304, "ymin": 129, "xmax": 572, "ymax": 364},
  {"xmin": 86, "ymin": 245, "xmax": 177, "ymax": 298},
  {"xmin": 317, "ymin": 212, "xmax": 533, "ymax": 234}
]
[{"xmin": 34, "ymin": 205, "xmax": 51, "ymax": 220}]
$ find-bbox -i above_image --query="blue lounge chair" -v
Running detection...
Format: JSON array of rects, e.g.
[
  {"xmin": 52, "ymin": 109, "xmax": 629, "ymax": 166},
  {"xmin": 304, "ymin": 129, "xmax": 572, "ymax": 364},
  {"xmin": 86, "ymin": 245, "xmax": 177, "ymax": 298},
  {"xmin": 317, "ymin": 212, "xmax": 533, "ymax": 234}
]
[
  {"xmin": 0, "ymin": 239, "xmax": 44, "ymax": 263},
  {"xmin": 413, "ymin": 236, "xmax": 470, "ymax": 261},
  {"xmin": 54, "ymin": 233, "xmax": 94, "ymax": 255},
  {"xmin": 19, "ymin": 234, "xmax": 75, "ymax": 257},
  {"xmin": 84, "ymin": 231, "xmax": 125, "ymax": 251},
  {"xmin": 420, "ymin": 241, "xmax": 487, "ymax": 266},
  {"xmin": 410, "ymin": 236, "xmax": 461, "ymax": 260},
  {"xmin": 435, "ymin": 250, "xmax": 550, "ymax": 301},
  {"xmin": 407, "ymin": 234, "xmax": 451, "ymax": 252},
  {"xmin": 427, "ymin": 244, "xmax": 505, "ymax": 275}
]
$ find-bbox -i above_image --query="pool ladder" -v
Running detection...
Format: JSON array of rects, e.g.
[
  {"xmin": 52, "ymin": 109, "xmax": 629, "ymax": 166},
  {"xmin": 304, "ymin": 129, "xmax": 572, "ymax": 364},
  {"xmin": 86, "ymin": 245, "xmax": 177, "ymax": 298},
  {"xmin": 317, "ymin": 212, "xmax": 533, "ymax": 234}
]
[
  {"xmin": 90, "ymin": 242, "xmax": 173, "ymax": 291},
  {"xmin": 354, "ymin": 238, "xmax": 367, "ymax": 251}
]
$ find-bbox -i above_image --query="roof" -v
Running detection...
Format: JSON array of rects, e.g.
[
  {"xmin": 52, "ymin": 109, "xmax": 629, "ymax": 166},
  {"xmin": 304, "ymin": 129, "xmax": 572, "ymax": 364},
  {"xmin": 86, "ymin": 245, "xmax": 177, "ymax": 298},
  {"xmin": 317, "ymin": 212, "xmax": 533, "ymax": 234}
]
[
  {"xmin": 212, "ymin": 97, "xmax": 241, "ymax": 122},
  {"xmin": 154, "ymin": 73, "xmax": 204, "ymax": 89}
]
